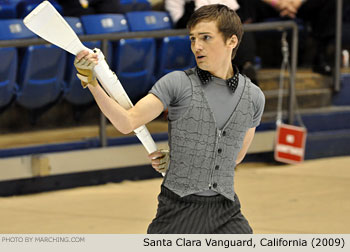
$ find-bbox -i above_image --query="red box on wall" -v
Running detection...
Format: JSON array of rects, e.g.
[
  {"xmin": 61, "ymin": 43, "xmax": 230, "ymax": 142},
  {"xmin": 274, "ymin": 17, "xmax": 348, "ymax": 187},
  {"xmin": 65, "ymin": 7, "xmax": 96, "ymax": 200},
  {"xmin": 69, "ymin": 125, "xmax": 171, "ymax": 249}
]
[{"xmin": 274, "ymin": 124, "xmax": 307, "ymax": 164}]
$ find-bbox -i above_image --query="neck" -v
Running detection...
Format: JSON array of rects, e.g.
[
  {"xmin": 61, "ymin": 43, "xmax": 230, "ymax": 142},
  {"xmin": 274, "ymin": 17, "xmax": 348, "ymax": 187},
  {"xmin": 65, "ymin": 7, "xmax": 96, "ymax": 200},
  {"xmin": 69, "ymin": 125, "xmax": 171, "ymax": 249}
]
[{"xmin": 209, "ymin": 59, "xmax": 234, "ymax": 80}]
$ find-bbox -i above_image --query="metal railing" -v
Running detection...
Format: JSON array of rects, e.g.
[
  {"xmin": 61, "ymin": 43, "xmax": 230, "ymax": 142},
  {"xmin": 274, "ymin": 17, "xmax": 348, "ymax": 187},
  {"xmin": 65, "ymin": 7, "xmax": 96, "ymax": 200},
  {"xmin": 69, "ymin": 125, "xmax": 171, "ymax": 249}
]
[
  {"xmin": 334, "ymin": 0, "xmax": 343, "ymax": 92},
  {"xmin": 0, "ymin": 21, "xmax": 299, "ymax": 146}
]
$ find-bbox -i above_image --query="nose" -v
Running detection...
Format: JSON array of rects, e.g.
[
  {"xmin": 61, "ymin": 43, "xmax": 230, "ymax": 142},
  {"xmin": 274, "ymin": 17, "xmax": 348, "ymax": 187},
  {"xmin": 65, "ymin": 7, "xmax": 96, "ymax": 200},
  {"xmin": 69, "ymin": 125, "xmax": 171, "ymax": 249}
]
[{"xmin": 192, "ymin": 39, "xmax": 203, "ymax": 52}]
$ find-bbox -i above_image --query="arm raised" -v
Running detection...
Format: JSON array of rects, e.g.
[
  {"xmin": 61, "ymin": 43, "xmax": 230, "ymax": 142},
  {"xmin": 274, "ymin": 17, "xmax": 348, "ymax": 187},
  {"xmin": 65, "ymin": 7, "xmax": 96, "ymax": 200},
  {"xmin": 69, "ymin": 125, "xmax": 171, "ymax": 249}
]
[
  {"xmin": 75, "ymin": 50, "xmax": 164, "ymax": 134},
  {"xmin": 89, "ymin": 85, "xmax": 164, "ymax": 134}
]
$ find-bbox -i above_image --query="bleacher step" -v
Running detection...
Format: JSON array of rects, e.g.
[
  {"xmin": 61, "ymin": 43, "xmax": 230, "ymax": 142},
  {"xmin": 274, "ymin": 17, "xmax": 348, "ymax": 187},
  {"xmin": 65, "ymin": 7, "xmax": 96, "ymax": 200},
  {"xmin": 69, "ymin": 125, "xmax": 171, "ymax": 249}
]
[
  {"xmin": 260, "ymin": 105, "xmax": 350, "ymax": 131},
  {"xmin": 257, "ymin": 68, "xmax": 332, "ymax": 91},
  {"xmin": 0, "ymin": 121, "xmax": 168, "ymax": 149},
  {"xmin": 263, "ymin": 88, "xmax": 332, "ymax": 112},
  {"xmin": 262, "ymin": 105, "xmax": 350, "ymax": 120}
]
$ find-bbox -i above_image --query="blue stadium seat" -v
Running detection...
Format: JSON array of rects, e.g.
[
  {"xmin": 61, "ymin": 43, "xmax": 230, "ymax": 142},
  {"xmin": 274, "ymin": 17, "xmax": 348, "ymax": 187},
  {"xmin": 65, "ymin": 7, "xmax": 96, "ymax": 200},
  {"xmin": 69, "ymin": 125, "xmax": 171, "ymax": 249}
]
[
  {"xmin": 0, "ymin": 19, "xmax": 66, "ymax": 110},
  {"xmin": 70, "ymin": 15, "xmax": 101, "ymax": 53},
  {"xmin": 0, "ymin": 1, "xmax": 18, "ymax": 19},
  {"xmin": 0, "ymin": 19, "xmax": 26, "ymax": 110},
  {"xmin": 119, "ymin": 12, "xmax": 159, "ymax": 103},
  {"xmin": 81, "ymin": 13, "xmax": 155, "ymax": 104},
  {"xmin": 80, "ymin": 13, "xmax": 122, "ymax": 62},
  {"xmin": 0, "ymin": 18, "xmax": 33, "ymax": 39},
  {"xmin": 81, "ymin": 14, "xmax": 128, "ymax": 35},
  {"xmin": 0, "ymin": 42, "xmax": 17, "ymax": 109},
  {"xmin": 0, "ymin": 2, "xmax": 23, "ymax": 110},
  {"xmin": 125, "ymin": 11, "xmax": 172, "ymax": 31},
  {"xmin": 126, "ymin": 11, "xmax": 195, "ymax": 80},
  {"xmin": 157, "ymin": 36, "xmax": 195, "ymax": 79},
  {"xmin": 120, "ymin": 0, "xmax": 151, "ymax": 12},
  {"xmin": 18, "ymin": 47, "xmax": 66, "ymax": 110},
  {"xmin": 63, "ymin": 17, "xmax": 93, "ymax": 105},
  {"xmin": 17, "ymin": 0, "xmax": 63, "ymax": 18},
  {"xmin": 113, "ymin": 37, "xmax": 156, "ymax": 103},
  {"xmin": 65, "ymin": 16, "xmax": 84, "ymax": 34}
]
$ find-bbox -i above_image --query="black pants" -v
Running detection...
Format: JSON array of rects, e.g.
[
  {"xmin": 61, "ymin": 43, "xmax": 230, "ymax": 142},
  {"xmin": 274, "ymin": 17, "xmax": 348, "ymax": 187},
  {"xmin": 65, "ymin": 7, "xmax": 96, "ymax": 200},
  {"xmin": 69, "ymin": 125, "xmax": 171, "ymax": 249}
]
[{"xmin": 147, "ymin": 186, "xmax": 253, "ymax": 234}]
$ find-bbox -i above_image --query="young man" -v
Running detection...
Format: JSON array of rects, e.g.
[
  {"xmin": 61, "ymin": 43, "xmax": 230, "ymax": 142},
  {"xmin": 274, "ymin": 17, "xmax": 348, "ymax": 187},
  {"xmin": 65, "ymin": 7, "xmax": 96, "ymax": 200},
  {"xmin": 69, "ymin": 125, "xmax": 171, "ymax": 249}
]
[{"xmin": 74, "ymin": 4, "xmax": 265, "ymax": 233}]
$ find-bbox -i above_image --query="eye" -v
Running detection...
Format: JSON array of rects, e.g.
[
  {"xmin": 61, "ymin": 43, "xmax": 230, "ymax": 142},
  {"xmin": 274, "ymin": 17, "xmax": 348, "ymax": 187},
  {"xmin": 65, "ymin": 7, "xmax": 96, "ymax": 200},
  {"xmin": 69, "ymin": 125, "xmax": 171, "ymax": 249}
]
[
  {"xmin": 203, "ymin": 35, "xmax": 211, "ymax": 41},
  {"xmin": 190, "ymin": 37, "xmax": 195, "ymax": 43}
]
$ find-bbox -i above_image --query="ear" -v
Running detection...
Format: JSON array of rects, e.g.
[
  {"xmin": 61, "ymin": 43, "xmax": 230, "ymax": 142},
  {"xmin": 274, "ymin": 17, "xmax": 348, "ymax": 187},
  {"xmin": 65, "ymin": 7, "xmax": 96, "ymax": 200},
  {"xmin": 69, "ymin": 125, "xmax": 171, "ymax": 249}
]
[{"xmin": 227, "ymin": 34, "xmax": 238, "ymax": 49}]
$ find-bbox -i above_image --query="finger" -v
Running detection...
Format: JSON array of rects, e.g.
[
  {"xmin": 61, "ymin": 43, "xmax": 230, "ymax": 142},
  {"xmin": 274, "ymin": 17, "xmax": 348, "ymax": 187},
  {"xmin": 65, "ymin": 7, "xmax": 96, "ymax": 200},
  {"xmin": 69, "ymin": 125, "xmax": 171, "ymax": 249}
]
[
  {"xmin": 158, "ymin": 162, "xmax": 166, "ymax": 167},
  {"xmin": 152, "ymin": 163, "xmax": 160, "ymax": 171},
  {"xmin": 283, "ymin": 4, "xmax": 296, "ymax": 14},
  {"xmin": 79, "ymin": 57, "xmax": 88, "ymax": 66},
  {"xmin": 76, "ymin": 50, "xmax": 89, "ymax": 60},
  {"xmin": 157, "ymin": 165, "xmax": 167, "ymax": 173},
  {"xmin": 91, "ymin": 53, "xmax": 98, "ymax": 60},
  {"xmin": 287, "ymin": 4, "xmax": 297, "ymax": 13},
  {"xmin": 158, "ymin": 163, "xmax": 166, "ymax": 169},
  {"xmin": 151, "ymin": 159, "xmax": 160, "ymax": 165},
  {"xmin": 90, "ymin": 57, "xmax": 98, "ymax": 65},
  {"xmin": 281, "ymin": 9, "xmax": 295, "ymax": 18},
  {"xmin": 158, "ymin": 156, "xmax": 167, "ymax": 165},
  {"xmin": 148, "ymin": 151, "xmax": 163, "ymax": 159},
  {"xmin": 86, "ymin": 53, "xmax": 98, "ymax": 61},
  {"xmin": 159, "ymin": 166, "xmax": 167, "ymax": 172},
  {"xmin": 76, "ymin": 52, "xmax": 96, "ymax": 66},
  {"xmin": 158, "ymin": 167, "xmax": 166, "ymax": 173},
  {"xmin": 278, "ymin": 2, "xmax": 287, "ymax": 10},
  {"xmin": 84, "ymin": 54, "xmax": 98, "ymax": 66},
  {"xmin": 90, "ymin": 56, "xmax": 99, "ymax": 65},
  {"xmin": 75, "ymin": 55, "xmax": 88, "ymax": 66},
  {"xmin": 86, "ymin": 59, "xmax": 96, "ymax": 68},
  {"xmin": 288, "ymin": 13, "xmax": 296, "ymax": 18},
  {"xmin": 280, "ymin": 10, "xmax": 290, "ymax": 17}
]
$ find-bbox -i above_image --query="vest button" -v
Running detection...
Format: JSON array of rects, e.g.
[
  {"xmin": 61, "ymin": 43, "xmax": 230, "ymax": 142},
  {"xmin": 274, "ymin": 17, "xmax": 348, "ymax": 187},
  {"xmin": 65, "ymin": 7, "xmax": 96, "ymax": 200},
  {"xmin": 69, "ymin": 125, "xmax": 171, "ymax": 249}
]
[
  {"xmin": 222, "ymin": 131, "xmax": 226, "ymax": 136},
  {"xmin": 213, "ymin": 183, "xmax": 217, "ymax": 188},
  {"xmin": 218, "ymin": 148, "xmax": 222, "ymax": 154},
  {"xmin": 215, "ymin": 165, "xmax": 219, "ymax": 170}
]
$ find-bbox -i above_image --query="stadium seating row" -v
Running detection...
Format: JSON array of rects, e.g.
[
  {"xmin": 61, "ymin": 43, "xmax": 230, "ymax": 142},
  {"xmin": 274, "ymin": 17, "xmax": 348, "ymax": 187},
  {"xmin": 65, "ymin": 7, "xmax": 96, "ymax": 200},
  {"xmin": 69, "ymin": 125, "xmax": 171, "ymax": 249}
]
[
  {"xmin": 0, "ymin": 0, "xmax": 151, "ymax": 19},
  {"xmin": 0, "ymin": 11, "xmax": 195, "ymax": 113},
  {"xmin": 0, "ymin": 0, "xmax": 63, "ymax": 19}
]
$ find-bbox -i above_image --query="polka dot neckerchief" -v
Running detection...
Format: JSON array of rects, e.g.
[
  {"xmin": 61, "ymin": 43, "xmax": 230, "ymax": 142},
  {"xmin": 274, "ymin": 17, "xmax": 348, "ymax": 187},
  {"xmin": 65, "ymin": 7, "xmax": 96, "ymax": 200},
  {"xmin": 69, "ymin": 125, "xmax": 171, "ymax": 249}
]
[{"xmin": 196, "ymin": 65, "xmax": 240, "ymax": 92}]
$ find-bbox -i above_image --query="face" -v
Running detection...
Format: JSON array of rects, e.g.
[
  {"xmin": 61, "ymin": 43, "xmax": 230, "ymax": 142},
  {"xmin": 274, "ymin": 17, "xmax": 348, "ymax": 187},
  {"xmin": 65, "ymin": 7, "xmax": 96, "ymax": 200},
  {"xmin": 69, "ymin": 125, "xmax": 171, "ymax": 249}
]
[{"xmin": 189, "ymin": 20, "xmax": 237, "ymax": 75}]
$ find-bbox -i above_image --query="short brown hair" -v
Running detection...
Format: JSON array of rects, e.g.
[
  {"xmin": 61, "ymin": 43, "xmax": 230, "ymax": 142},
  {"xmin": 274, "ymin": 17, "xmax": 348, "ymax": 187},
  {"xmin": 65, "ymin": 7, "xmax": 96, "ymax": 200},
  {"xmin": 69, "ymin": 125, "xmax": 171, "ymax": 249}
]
[{"xmin": 187, "ymin": 4, "xmax": 244, "ymax": 59}]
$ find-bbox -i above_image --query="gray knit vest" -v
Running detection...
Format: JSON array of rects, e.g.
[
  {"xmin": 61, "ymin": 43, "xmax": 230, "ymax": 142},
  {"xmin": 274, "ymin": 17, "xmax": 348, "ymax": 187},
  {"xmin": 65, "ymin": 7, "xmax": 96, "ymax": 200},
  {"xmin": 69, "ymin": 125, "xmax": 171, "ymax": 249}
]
[{"xmin": 162, "ymin": 68, "xmax": 254, "ymax": 201}]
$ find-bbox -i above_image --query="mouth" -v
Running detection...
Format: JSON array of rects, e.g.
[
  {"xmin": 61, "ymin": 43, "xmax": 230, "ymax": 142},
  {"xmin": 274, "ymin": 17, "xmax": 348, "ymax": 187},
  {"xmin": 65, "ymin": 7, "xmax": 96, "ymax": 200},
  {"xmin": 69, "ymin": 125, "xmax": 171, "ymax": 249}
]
[{"xmin": 196, "ymin": 55, "xmax": 205, "ymax": 60}]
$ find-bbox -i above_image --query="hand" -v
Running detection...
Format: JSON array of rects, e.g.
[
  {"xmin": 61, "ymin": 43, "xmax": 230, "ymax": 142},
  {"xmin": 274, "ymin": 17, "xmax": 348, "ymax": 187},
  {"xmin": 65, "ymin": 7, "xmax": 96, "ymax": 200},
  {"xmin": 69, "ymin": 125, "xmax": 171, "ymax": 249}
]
[
  {"xmin": 74, "ymin": 50, "xmax": 99, "ymax": 88},
  {"xmin": 276, "ymin": 0, "xmax": 303, "ymax": 18},
  {"xmin": 279, "ymin": 2, "xmax": 296, "ymax": 18},
  {"xmin": 148, "ymin": 149, "xmax": 170, "ymax": 174}
]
